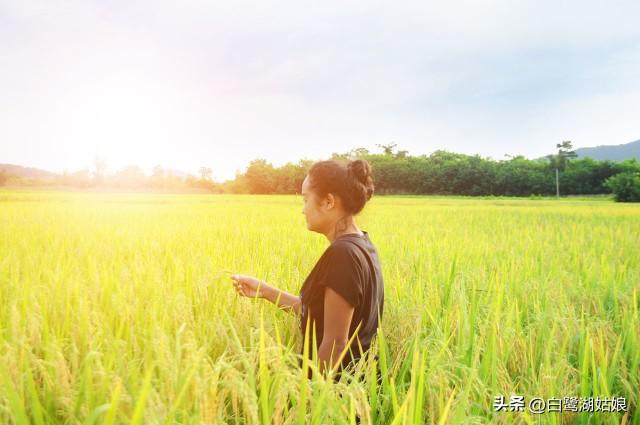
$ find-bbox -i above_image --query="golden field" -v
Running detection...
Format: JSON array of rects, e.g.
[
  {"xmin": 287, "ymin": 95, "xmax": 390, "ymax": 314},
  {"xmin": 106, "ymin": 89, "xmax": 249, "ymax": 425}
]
[{"xmin": 0, "ymin": 191, "xmax": 638, "ymax": 424}]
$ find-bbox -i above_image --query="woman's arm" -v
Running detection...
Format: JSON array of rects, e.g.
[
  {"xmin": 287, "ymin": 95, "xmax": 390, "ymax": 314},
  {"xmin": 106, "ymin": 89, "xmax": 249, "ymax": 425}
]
[
  {"xmin": 231, "ymin": 274, "xmax": 301, "ymax": 315},
  {"xmin": 260, "ymin": 284, "xmax": 302, "ymax": 315},
  {"xmin": 317, "ymin": 287, "xmax": 355, "ymax": 375}
]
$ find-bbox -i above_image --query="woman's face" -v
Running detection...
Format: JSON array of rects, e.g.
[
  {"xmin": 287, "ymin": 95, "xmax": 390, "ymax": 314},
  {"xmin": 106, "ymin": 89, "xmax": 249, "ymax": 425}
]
[{"xmin": 301, "ymin": 175, "xmax": 331, "ymax": 233}]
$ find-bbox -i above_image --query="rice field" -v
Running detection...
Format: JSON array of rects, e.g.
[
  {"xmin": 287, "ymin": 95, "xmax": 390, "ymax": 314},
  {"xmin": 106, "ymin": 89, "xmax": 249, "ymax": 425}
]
[{"xmin": 0, "ymin": 190, "xmax": 638, "ymax": 424}]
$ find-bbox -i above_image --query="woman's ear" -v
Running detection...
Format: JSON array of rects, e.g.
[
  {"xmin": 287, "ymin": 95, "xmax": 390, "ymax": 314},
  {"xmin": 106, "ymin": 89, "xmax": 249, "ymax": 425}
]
[{"xmin": 325, "ymin": 193, "xmax": 336, "ymax": 210}]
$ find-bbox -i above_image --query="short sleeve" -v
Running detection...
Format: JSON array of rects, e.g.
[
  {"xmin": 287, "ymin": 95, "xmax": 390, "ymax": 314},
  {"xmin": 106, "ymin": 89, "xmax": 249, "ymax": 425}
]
[{"xmin": 316, "ymin": 242, "xmax": 363, "ymax": 308}]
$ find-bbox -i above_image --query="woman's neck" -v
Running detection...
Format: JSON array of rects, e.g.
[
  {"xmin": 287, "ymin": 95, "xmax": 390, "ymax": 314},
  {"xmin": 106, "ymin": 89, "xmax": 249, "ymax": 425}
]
[{"xmin": 326, "ymin": 216, "xmax": 362, "ymax": 242}]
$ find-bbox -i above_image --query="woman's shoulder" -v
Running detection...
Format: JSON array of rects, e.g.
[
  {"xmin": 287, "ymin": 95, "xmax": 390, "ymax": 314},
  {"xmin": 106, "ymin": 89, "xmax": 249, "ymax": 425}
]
[
  {"xmin": 323, "ymin": 239, "xmax": 358, "ymax": 259},
  {"xmin": 325, "ymin": 236, "xmax": 375, "ymax": 264},
  {"xmin": 333, "ymin": 232, "xmax": 376, "ymax": 251}
]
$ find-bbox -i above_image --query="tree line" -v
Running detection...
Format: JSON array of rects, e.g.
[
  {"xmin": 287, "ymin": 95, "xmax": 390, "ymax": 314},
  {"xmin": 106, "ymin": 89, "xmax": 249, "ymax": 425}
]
[
  {"xmin": 2, "ymin": 143, "xmax": 639, "ymax": 199},
  {"xmin": 233, "ymin": 144, "xmax": 640, "ymax": 198}
]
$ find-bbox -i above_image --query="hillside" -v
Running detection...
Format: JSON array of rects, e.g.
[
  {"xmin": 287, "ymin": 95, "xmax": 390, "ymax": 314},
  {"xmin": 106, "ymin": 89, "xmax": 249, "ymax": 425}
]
[
  {"xmin": 0, "ymin": 164, "xmax": 58, "ymax": 180},
  {"xmin": 575, "ymin": 140, "xmax": 640, "ymax": 161}
]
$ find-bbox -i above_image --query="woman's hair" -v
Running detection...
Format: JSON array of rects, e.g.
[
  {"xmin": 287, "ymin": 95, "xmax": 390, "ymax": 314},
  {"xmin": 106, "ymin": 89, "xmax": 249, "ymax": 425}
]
[{"xmin": 307, "ymin": 159, "xmax": 374, "ymax": 215}]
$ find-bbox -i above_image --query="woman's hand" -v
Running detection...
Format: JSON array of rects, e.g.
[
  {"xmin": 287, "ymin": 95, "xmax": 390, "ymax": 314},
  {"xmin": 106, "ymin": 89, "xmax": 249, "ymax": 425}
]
[
  {"xmin": 230, "ymin": 274, "xmax": 267, "ymax": 298},
  {"xmin": 230, "ymin": 275, "xmax": 301, "ymax": 314}
]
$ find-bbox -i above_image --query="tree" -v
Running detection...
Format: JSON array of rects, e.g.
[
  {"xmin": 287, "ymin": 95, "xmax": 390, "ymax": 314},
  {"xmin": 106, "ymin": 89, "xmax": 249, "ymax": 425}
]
[
  {"xmin": 152, "ymin": 165, "xmax": 164, "ymax": 179},
  {"xmin": 546, "ymin": 140, "xmax": 577, "ymax": 197},
  {"xmin": 395, "ymin": 150, "xmax": 409, "ymax": 159},
  {"xmin": 199, "ymin": 167, "xmax": 213, "ymax": 181},
  {"xmin": 604, "ymin": 172, "xmax": 640, "ymax": 202},
  {"xmin": 244, "ymin": 159, "xmax": 276, "ymax": 194},
  {"xmin": 376, "ymin": 142, "xmax": 397, "ymax": 156},
  {"xmin": 66, "ymin": 169, "xmax": 92, "ymax": 187},
  {"xmin": 149, "ymin": 165, "xmax": 165, "ymax": 188},
  {"xmin": 0, "ymin": 170, "xmax": 9, "ymax": 186},
  {"xmin": 93, "ymin": 157, "xmax": 107, "ymax": 185},
  {"xmin": 112, "ymin": 165, "xmax": 146, "ymax": 187},
  {"xmin": 192, "ymin": 168, "xmax": 220, "ymax": 192},
  {"xmin": 347, "ymin": 147, "xmax": 370, "ymax": 159}
]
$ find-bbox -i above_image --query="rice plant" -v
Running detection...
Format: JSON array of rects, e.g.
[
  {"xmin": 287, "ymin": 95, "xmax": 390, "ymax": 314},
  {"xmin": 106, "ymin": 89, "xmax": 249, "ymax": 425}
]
[{"xmin": 0, "ymin": 191, "xmax": 637, "ymax": 424}]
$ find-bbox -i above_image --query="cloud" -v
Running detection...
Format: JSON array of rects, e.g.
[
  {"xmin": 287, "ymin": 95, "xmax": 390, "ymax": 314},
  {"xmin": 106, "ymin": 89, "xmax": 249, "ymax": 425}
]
[{"xmin": 0, "ymin": 0, "xmax": 638, "ymax": 179}]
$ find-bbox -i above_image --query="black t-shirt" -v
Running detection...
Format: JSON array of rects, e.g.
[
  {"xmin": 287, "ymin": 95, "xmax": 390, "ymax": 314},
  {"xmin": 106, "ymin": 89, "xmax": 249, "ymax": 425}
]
[{"xmin": 299, "ymin": 230, "xmax": 385, "ymax": 374}]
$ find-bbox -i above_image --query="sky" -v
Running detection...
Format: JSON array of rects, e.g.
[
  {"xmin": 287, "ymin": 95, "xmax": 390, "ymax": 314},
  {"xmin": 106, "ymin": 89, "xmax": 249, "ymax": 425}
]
[{"xmin": 1, "ymin": 0, "xmax": 639, "ymax": 181}]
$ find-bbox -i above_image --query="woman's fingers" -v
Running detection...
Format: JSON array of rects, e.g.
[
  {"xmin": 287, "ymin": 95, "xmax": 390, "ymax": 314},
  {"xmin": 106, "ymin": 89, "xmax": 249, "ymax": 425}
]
[
  {"xmin": 230, "ymin": 275, "xmax": 240, "ymax": 294},
  {"xmin": 231, "ymin": 276, "xmax": 246, "ymax": 296},
  {"xmin": 230, "ymin": 274, "xmax": 257, "ymax": 297}
]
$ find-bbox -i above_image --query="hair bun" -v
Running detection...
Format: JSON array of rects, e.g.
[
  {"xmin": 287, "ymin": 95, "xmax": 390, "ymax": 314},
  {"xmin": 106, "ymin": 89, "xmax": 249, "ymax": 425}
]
[
  {"xmin": 308, "ymin": 158, "xmax": 374, "ymax": 214},
  {"xmin": 347, "ymin": 159, "xmax": 371, "ymax": 184}
]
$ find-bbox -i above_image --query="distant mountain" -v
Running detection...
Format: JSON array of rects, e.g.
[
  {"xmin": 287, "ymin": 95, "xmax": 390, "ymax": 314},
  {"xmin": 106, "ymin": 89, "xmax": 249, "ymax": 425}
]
[
  {"xmin": 0, "ymin": 164, "xmax": 58, "ymax": 180},
  {"xmin": 0, "ymin": 164, "xmax": 197, "ymax": 180},
  {"xmin": 574, "ymin": 140, "xmax": 640, "ymax": 161}
]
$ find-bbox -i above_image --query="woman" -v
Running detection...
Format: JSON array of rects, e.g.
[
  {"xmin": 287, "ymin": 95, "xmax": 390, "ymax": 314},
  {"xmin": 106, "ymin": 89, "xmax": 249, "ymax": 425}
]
[{"xmin": 231, "ymin": 158, "xmax": 384, "ymax": 380}]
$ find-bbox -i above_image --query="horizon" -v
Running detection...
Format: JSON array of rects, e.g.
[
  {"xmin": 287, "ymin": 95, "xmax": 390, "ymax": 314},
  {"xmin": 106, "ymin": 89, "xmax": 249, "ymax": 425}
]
[
  {"xmin": 1, "ymin": 0, "xmax": 639, "ymax": 181},
  {"xmin": 3, "ymin": 138, "xmax": 640, "ymax": 182}
]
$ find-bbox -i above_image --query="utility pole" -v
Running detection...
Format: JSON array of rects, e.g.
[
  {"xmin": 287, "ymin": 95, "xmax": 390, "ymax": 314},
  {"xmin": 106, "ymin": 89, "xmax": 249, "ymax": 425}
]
[{"xmin": 547, "ymin": 141, "xmax": 577, "ymax": 198}]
